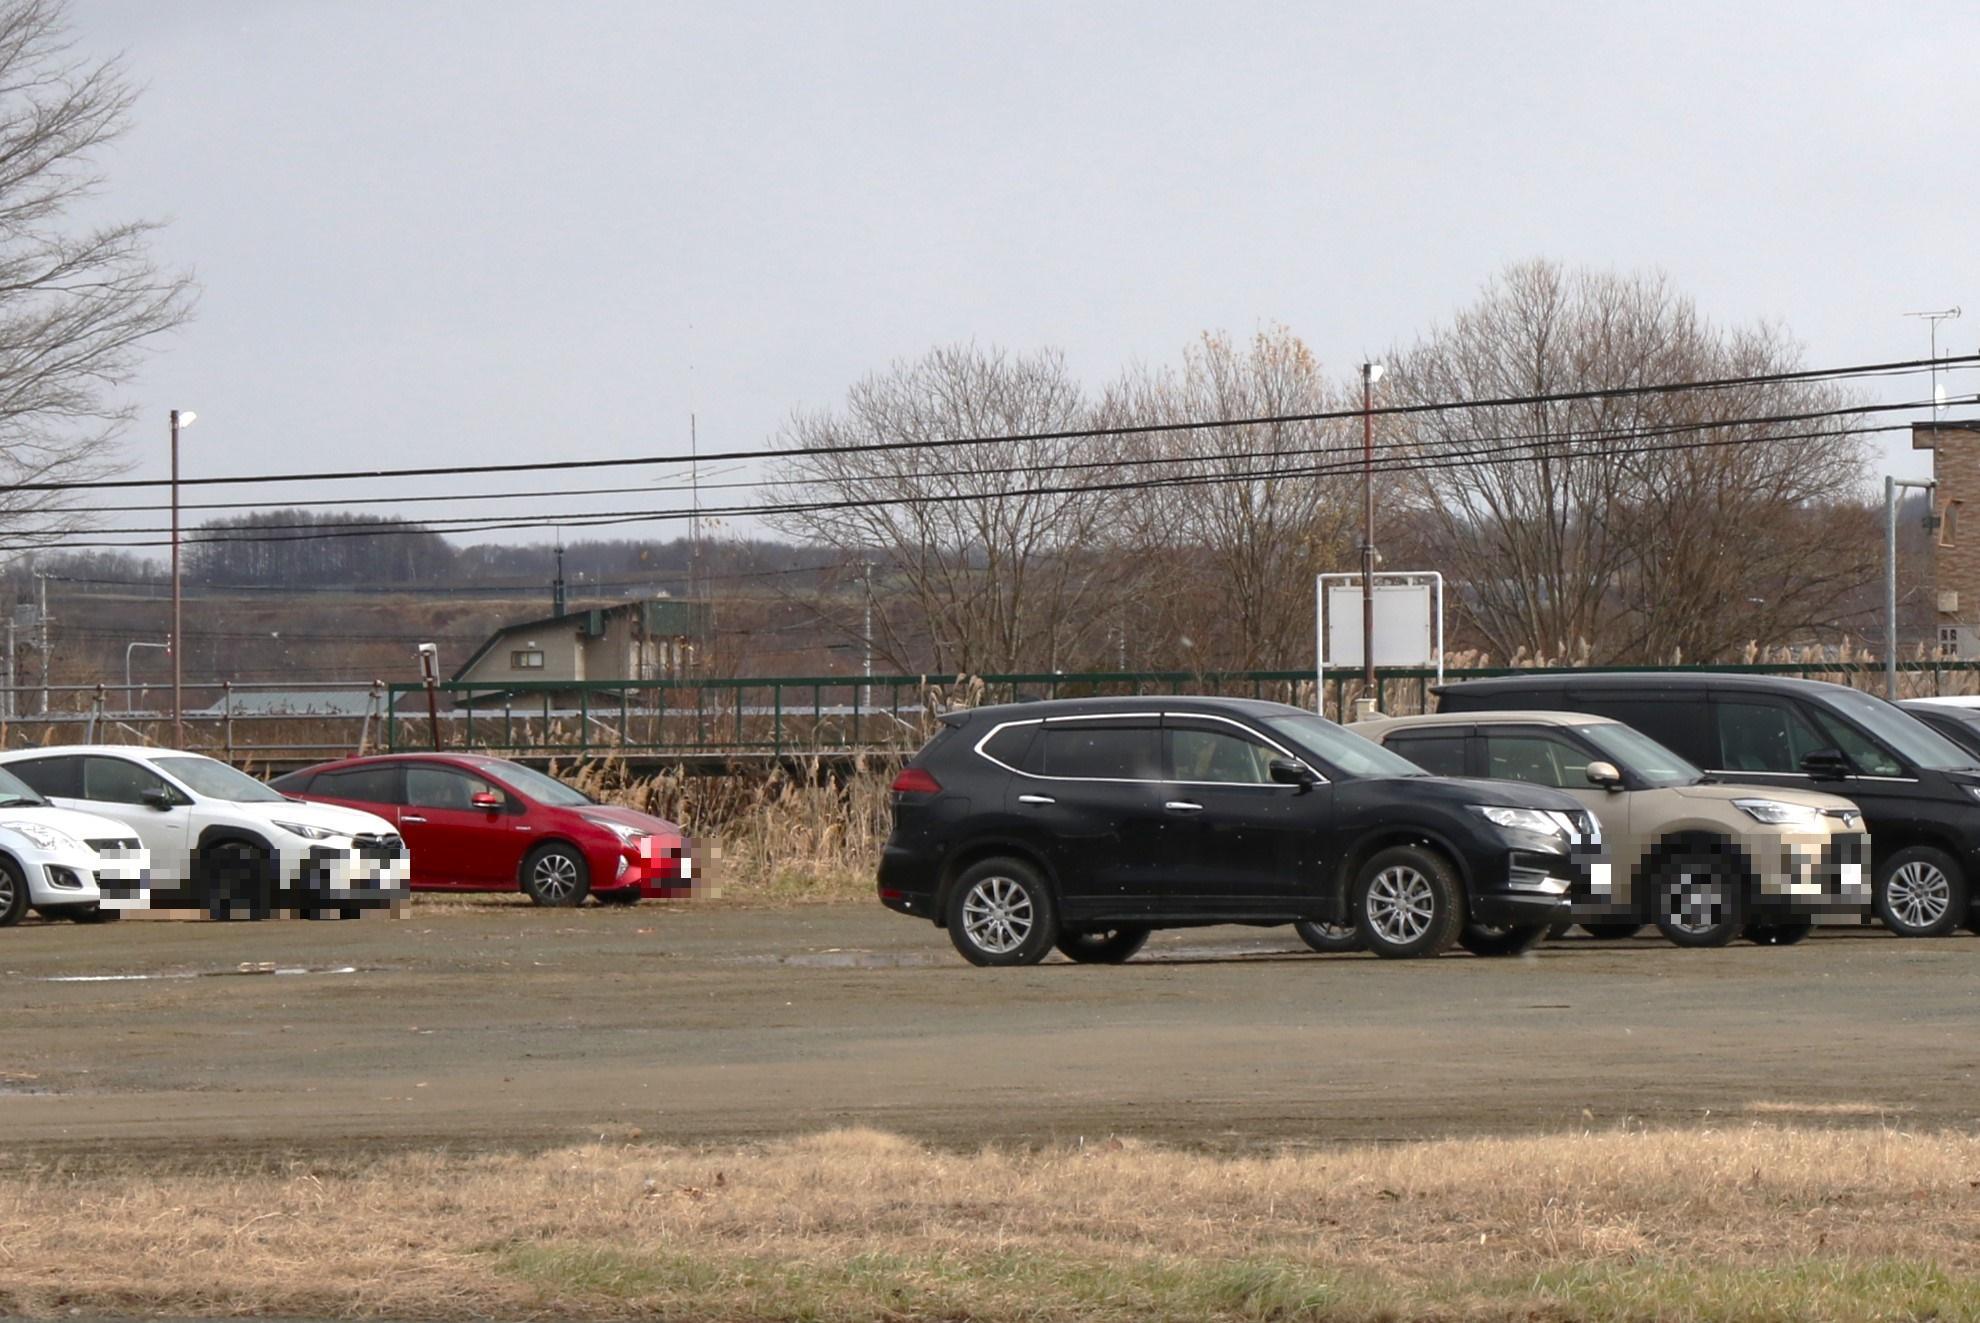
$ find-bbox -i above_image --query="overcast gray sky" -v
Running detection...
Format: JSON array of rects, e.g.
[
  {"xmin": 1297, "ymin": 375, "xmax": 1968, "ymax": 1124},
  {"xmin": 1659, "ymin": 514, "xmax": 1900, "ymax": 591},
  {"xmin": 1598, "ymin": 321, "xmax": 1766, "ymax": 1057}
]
[{"xmin": 65, "ymin": 0, "xmax": 1979, "ymax": 554}]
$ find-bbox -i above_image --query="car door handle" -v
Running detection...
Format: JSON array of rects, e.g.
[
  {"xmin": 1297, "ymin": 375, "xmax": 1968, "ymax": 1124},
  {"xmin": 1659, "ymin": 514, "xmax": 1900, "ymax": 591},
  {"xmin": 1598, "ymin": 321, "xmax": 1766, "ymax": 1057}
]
[
  {"xmin": 1017, "ymin": 794, "xmax": 1056, "ymax": 805},
  {"xmin": 1165, "ymin": 801, "xmax": 1203, "ymax": 813},
  {"xmin": 400, "ymin": 815, "xmax": 427, "ymax": 824}
]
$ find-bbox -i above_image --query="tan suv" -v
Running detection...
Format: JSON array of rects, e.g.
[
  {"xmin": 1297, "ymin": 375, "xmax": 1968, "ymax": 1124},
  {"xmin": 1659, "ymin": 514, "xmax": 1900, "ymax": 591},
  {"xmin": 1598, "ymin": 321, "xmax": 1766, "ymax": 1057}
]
[{"xmin": 1353, "ymin": 710, "xmax": 1872, "ymax": 946}]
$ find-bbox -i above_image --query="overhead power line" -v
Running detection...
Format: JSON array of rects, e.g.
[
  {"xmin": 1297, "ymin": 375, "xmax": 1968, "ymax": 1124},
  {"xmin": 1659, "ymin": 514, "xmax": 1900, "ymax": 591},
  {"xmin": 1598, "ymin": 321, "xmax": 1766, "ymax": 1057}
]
[
  {"xmin": 3, "ymin": 352, "xmax": 1972, "ymax": 495},
  {"xmin": 35, "ymin": 396, "xmax": 1930, "ymax": 540},
  {"xmin": 5, "ymin": 405, "xmax": 1945, "ymax": 555}
]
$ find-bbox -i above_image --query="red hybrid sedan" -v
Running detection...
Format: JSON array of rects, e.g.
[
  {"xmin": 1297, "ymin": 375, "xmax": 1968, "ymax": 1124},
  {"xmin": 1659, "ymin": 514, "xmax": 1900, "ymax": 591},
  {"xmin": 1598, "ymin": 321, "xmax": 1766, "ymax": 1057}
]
[{"xmin": 270, "ymin": 754, "xmax": 692, "ymax": 905}]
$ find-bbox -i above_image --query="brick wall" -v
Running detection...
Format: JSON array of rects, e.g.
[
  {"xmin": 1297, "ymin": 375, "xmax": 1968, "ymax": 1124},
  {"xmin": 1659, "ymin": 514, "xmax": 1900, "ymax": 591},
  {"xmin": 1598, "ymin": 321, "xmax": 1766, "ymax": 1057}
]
[{"xmin": 1915, "ymin": 421, "xmax": 1980, "ymax": 650}]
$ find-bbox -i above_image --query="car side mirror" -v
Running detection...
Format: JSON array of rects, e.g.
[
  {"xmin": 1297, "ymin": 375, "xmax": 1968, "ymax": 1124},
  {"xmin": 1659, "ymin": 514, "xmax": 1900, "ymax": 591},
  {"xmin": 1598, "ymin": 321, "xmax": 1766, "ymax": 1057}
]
[
  {"xmin": 1268, "ymin": 758, "xmax": 1317, "ymax": 791},
  {"xmin": 1584, "ymin": 760, "xmax": 1623, "ymax": 791},
  {"xmin": 140, "ymin": 788, "xmax": 173, "ymax": 811},
  {"xmin": 470, "ymin": 791, "xmax": 503, "ymax": 811},
  {"xmin": 1800, "ymin": 748, "xmax": 1851, "ymax": 779}
]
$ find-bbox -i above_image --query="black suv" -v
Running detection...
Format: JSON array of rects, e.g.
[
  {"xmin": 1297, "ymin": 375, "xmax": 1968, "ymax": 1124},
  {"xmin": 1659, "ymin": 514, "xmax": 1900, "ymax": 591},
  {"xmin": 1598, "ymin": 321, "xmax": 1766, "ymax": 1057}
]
[
  {"xmin": 877, "ymin": 696, "xmax": 1600, "ymax": 964},
  {"xmin": 1437, "ymin": 672, "xmax": 1980, "ymax": 937}
]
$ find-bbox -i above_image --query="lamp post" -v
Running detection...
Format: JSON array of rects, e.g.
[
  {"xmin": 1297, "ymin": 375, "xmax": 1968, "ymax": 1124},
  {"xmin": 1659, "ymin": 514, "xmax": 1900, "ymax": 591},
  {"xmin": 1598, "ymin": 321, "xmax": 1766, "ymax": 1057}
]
[
  {"xmin": 1886, "ymin": 474, "xmax": 1937, "ymax": 699},
  {"xmin": 1359, "ymin": 363, "xmax": 1384, "ymax": 695},
  {"xmin": 124, "ymin": 639, "xmax": 170, "ymax": 715},
  {"xmin": 170, "ymin": 409, "xmax": 195, "ymax": 746}
]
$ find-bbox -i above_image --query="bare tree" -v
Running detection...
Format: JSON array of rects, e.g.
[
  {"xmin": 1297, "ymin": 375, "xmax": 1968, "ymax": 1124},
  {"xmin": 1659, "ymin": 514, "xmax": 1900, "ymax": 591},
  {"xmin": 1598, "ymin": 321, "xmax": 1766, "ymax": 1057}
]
[
  {"xmin": 1102, "ymin": 327, "xmax": 1361, "ymax": 670},
  {"xmin": 0, "ymin": 0, "xmax": 196, "ymax": 554},
  {"xmin": 1390, "ymin": 262, "xmax": 1871, "ymax": 663},
  {"xmin": 768, "ymin": 343, "xmax": 1141, "ymax": 675}
]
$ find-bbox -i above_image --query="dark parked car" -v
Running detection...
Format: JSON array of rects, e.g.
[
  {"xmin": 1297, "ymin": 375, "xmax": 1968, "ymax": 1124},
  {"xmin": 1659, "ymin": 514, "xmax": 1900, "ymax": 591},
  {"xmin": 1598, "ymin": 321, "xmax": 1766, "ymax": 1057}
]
[
  {"xmin": 876, "ymin": 696, "xmax": 1601, "ymax": 964},
  {"xmin": 1436, "ymin": 672, "xmax": 1980, "ymax": 938}
]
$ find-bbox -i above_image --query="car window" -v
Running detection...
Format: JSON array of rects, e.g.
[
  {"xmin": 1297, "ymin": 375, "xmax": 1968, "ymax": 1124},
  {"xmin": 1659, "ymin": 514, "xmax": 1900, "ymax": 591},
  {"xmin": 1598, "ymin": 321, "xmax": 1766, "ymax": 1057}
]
[
  {"xmin": 1039, "ymin": 721, "xmax": 1161, "ymax": 780},
  {"xmin": 1166, "ymin": 724, "xmax": 1277, "ymax": 784},
  {"xmin": 154, "ymin": 757, "xmax": 287, "ymax": 803},
  {"xmin": 83, "ymin": 756, "xmax": 182, "ymax": 807},
  {"xmin": 313, "ymin": 766, "xmax": 403, "ymax": 805},
  {"xmin": 1383, "ymin": 731, "xmax": 1468, "ymax": 777},
  {"xmin": 1914, "ymin": 711, "xmax": 1980, "ymax": 760},
  {"xmin": 1807, "ymin": 710, "xmax": 1903, "ymax": 777},
  {"xmin": 1714, "ymin": 701, "xmax": 1825, "ymax": 772},
  {"xmin": 5, "ymin": 755, "xmax": 79, "ymax": 799},
  {"xmin": 1578, "ymin": 722, "xmax": 1703, "ymax": 788},
  {"xmin": 1482, "ymin": 732, "xmax": 1589, "ymax": 790},
  {"xmin": 1573, "ymin": 696, "xmax": 1712, "ymax": 765},
  {"xmin": 979, "ymin": 723, "xmax": 1041, "ymax": 772},
  {"xmin": 406, "ymin": 766, "xmax": 506, "ymax": 810},
  {"xmin": 1816, "ymin": 688, "xmax": 1976, "ymax": 772}
]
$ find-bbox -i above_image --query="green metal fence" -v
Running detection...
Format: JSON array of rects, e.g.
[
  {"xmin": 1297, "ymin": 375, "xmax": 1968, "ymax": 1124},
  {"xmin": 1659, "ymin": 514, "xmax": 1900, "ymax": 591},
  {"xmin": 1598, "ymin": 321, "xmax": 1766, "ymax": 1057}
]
[{"xmin": 384, "ymin": 659, "xmax": 1980, "ymax": 760}]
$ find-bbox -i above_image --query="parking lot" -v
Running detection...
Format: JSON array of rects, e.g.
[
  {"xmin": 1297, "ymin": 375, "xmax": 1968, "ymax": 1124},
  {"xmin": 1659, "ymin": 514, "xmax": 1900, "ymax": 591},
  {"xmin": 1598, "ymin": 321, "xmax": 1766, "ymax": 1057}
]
[{"xmin": 4, "ymin": 903, "xmax": 1975, "ymax": 1166}]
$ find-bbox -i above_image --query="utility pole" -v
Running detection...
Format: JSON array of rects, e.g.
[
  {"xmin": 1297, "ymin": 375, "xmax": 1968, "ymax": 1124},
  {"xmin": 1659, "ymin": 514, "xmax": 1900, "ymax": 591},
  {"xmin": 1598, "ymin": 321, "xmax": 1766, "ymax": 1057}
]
[
  {"xmin": 1359, "ymin": 363, "xmax": 1385, "ymax": 695},
  {"xmin": 4, "ymin": 616, "xmax": 14, "ymax": 722},
  {"xmin": 688, "ymin": 412, "xmax": 700, "ymax": 602}
]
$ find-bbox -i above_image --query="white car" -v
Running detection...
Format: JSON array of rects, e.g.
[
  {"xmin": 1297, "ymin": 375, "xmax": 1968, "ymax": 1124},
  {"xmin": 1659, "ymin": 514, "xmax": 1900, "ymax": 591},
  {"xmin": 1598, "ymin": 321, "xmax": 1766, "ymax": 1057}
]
[
  {"xmin": 0, "ymin": 745, "xmax": 409, "ymax": 919},
  {"xmin": 0, "ymin": 762, "xmax": 151, "ymax": 925}
]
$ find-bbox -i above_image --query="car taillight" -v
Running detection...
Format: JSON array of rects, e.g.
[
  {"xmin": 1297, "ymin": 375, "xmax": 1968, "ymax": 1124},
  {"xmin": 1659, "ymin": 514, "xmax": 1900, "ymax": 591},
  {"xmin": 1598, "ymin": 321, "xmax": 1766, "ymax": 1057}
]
[{"xmin": 891, "ymin": 767, "xmax": 942, "ymax": 795}]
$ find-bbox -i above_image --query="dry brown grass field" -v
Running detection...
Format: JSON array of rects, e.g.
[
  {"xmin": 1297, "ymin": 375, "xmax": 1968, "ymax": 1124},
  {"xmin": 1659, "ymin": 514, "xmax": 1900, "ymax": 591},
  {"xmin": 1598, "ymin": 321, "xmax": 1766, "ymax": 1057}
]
[{"xmin": 3, "ymin": 1125, "xmax": 1977, "ymax": 1321}]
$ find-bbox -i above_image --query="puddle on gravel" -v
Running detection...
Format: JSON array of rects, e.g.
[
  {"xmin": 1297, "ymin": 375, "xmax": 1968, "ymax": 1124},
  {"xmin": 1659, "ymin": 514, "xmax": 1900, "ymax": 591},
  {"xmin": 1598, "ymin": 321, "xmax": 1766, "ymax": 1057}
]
[{"xmin": 32, "ymin": 965, "xmax": 365, "ymax": 983}]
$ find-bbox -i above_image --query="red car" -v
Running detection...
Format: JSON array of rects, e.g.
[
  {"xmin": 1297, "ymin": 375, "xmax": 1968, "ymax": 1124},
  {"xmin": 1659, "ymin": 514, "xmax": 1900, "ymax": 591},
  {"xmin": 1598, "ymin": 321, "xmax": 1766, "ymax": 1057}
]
[{"xmin": 270, "ymin": 754, "xmax": 692, "ymax": 905}]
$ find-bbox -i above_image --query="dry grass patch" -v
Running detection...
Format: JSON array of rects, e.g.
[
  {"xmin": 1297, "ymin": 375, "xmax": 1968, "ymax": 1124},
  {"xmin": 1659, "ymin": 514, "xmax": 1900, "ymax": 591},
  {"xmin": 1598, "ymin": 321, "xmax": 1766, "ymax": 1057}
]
[
  {"xmin": 564, "ymin": 756, "xmax": 894, "ymax": 905},
  {"xmin": 3, "ymin": 1125, "xmax": 1979, "ymax": 1320}
]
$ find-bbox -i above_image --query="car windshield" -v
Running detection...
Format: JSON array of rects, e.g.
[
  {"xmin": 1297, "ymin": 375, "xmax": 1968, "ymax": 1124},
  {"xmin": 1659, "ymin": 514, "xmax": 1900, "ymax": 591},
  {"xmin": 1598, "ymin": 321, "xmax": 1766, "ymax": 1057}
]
[
  {"xmin": 154, "ymin": 756, "xmax": 288, "ymax": 803},
  {"xmin": 487, "ymin": 761, "xmax": 594, "ymax": 807},
  {"xmin": 1821, "ymin": 690, "xmax": 1980, "ymax": 772},
  {"xmin": 1579, "ymin": 722, "xmax": 1703, "ymax": 788},
  {"xmin": 1259, "ymin": 711, "xmax": 1428, "ymax": 779},
  {"xmin": 0, "ymin": 766, "xmax": 45, "ymax": 807}
]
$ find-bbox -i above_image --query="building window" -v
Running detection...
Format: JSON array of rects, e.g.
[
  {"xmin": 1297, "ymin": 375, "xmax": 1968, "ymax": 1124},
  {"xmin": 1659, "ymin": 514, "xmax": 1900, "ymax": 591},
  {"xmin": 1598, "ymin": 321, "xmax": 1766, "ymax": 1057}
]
[{"xmin": 511, "ymin": 649, "xmax": 545, "ymax": 670}]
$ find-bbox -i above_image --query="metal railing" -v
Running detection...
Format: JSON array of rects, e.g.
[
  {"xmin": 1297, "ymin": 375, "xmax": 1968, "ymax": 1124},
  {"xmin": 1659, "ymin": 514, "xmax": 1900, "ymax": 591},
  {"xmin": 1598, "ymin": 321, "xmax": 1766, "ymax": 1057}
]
[
  {"xmin": 381, "ymin": 659, "xmax": 1980, "ymax": 760},
  {"xmin": 0, "ymin": 680, "xmax": 395, "ymax": 769}
]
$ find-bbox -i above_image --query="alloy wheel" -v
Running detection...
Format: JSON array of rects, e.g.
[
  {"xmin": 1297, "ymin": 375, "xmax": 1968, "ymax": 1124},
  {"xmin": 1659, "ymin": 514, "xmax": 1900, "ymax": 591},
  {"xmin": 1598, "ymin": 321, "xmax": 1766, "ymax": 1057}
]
[
  {"xmin": 1364, "ymin": 866, "xmax": 1435, "ymax": 945},
  {"xmin": 1886, "ymin": 860, "xmax": 1951, "ymax": 931},
  {"xmin": 533, "ymin": 853, "xmax": 580, "ymax": 902},
  {"xmin": 961, "ymin": 876, "xmax": 1033, "ymax": 955},
  {"xmin": 1663, "ymin": 869, "xmax": 1728, "ymax": 933}
]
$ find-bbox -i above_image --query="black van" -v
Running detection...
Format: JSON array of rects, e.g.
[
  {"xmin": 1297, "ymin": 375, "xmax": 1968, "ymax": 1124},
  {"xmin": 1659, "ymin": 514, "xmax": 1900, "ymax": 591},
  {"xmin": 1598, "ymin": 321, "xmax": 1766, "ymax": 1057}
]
[{"xmin": 1435, "ymin": 672, "xmax": 1980, "ymax": 937}]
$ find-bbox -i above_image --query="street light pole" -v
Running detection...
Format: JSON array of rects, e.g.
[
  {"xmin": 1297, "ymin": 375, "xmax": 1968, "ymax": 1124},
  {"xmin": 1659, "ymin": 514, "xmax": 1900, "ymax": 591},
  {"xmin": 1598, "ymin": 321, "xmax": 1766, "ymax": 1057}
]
[
  {"xmin": 125, "ymin": 640, "xmax": 170, "ymax": 715},
  {"xmin": 1886, "ymin": 474, "xmax": 1937, "ymax": 700},
  {"xmin": 1359, "ymin": 363, "xmax": 1384, "ymax": 696},
  {"xmin": 169, "ymin": 410, "xmax": 196, "ymax": 745}
]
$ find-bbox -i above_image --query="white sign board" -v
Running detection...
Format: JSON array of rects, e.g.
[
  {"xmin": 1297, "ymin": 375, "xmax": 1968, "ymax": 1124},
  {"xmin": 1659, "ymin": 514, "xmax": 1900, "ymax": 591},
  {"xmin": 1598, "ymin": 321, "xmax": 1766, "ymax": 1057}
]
[{"xmin": 1324, "ymin": 583, "xmax": 1435, "ymax": 669}]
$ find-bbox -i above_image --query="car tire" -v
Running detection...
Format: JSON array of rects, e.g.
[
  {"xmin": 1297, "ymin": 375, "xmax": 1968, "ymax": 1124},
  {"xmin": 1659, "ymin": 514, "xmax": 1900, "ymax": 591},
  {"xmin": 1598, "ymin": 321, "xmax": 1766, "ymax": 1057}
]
[
  {"xmin": 1649, "ymin": 853, "xmax": 1742, "ymax": 948},
  {"xmin": 945, "ymin": 857, "xmax": 1057, "ymax": 967},
  {"xmin": 1743, "ymin": 918, "xmax": 1812, "ymax": 946},
  {"xmin": 1293, "ymin": 919, "xmax": 1362, "ymax": 953},
  {"xmin": 200, "ymin": 840, "xmax": 275, "ymax": 921},
  {"xmin": 522, "ymin": 843, "xmax": 590, "ymax": 907},
  {"xmin": 1579, "ymin": 922, "xmax": 1645, "ymax": 941},
  {"xmin": 1055, "ymin": 927, "xmax": 1149, "ymax": 964},
  {"xmin": 1874, "ymin": 845, "xmax": 1966, "ymax": 938},
  {"xmin": 595, "ymin": 889, "xmax": 642, "ymax": 906},
  {"xmin": 1353, "ymin": 845, "xmax": 1463, "ymax": 959},
  {"xmin": 1457, "ymin": 922, "xmax": 1548, "ymax": 956},
  {"xmin": 0, "ymin": 858, "xmax": 26, "ymax": 927}
]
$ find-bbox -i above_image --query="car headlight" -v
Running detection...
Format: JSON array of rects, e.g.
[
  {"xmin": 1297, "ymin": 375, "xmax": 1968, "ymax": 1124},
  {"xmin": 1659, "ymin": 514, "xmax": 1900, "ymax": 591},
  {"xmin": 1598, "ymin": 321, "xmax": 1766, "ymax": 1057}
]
[
  {"xmin": 0, "ymin": 820, "xmax": 79, "ymax": 852},
  {"xmin": 273, "ymin": 820, "xmax": 342, "ymax": 841},
  {"xmin": 585, "ymin": 817, "xmax": 648, "ymax": 846},
  {"xmin": 1470, "ymin": 806, "xmax": 1569, "ymax": 838},
  {"xmin": 1732, "ymin": 799, "xmax": 1824, "ymax": 828}
]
